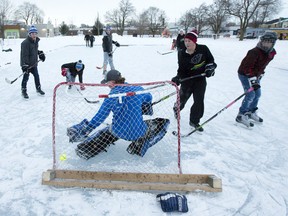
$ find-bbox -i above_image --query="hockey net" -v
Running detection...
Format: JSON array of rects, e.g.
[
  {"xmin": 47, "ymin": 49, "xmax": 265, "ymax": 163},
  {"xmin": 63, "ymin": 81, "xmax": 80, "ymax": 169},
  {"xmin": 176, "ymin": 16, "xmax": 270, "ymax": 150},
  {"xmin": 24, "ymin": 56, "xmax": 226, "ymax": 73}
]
[{"xmin": 52, "ymin": 81, "xmax": 181, "ymax": 174}]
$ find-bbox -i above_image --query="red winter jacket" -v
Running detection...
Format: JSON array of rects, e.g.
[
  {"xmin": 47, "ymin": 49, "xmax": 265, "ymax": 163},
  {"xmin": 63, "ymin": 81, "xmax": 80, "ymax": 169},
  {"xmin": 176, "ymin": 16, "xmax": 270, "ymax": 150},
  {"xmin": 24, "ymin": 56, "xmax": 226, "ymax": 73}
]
[{"xmin": 238, "ymin": 47, "xmax": 276, "ymax": 78}]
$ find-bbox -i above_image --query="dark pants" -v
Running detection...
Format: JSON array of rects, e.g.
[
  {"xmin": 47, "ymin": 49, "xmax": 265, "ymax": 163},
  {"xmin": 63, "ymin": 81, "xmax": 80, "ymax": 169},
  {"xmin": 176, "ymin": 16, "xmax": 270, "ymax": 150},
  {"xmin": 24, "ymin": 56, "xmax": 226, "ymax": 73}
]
[
  {"xmin": 90, "ymin": 40, "xmax": 94, "ymax": 47},
  {"xmin": 178, "ymin": 78, "xmax": 207, "ymax": 124},
  {"xmin": 21, "ymin": 67, "xmax": 41, "ymax": 90}
]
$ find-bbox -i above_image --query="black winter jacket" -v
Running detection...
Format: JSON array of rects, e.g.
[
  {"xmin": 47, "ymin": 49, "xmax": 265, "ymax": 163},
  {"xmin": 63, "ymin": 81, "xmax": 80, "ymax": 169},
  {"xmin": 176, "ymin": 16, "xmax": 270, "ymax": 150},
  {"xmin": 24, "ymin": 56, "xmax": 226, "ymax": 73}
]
[
  {"xmin": 61, "ymin": 62, "xmax": 85, "ymax": 83},
  {"xmin": 102, "ymin": 31, "xmax": 117, "ymax": 53},
  {"xmin": 177, "ymin": 44, "xmax": 215, "ymax": 81},
  {"xmin": 20, "ymin": 36, "xmax": 40, "ymax": 67}
]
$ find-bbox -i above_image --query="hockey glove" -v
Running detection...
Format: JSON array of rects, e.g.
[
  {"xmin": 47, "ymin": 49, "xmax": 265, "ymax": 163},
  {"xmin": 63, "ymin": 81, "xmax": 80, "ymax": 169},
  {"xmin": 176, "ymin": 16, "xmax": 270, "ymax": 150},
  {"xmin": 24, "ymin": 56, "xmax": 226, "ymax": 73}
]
[
  {"xmin": 22, "ymin": 64, "xmax": 32, "ymax": 73},
  {"xmin": 249, "ymin": 76, "xmax": 261, "ymax": 90},
  {"xmin": 61, "ymin": 68, "xmax": 67, "ymax": 76},
  {"xmin": 171, "ymin": 75, "xmax": 180, "ymax": 86},
  {"xmin": 108, "ymin": 52, "xmax": 113, "ymax": 57},
  {"xmin": 38, "ymin": 50, "xmax": 46, "ymax": 62},
  {"xmin": 115, "ymin": 41, "xmax": 120, "ymax": 47},
  {"xmin": 205, "ymin": 62, "xmax": 217, "ymax": 77},
  {"xmin": 156, "ymin": 192, "xmax": 188, "ymax": 213}
]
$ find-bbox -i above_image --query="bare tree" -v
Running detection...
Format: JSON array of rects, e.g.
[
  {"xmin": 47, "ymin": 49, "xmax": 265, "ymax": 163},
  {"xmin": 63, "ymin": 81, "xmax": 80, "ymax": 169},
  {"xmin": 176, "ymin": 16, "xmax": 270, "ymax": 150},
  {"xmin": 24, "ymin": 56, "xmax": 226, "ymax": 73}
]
[
  {"xmin": 225, "ymin": 0, "xmax": 279, "ymax": 40},
  {"xmin": 143, "ymin": 7, "xmax": 167, "ymax": 37},
  {"xmin": 188, "ymin": 4, "xmax": 210, "ymax": 34},
  {"xmin": 179, "ymin": 11, "xmax": 194, "ymax": 33},
  {"xmin": 0, "ymin": 0, "xmax": 13, "ymax": 39},
  {"xmin": 250, "ymin": 0, "xmax": 281, "ymax": 28},
  {"xmin": 104, "ymin": 0, "xmax": 135, "ymax": 35},
  {"xmin": 134, "ymin": 11, "xmax": 150, "ymax": 37},
  {"xmin": 207, "ymin": 0, "xmax": 229, "ymax": 34},
  {"xmin": 14, "ymin": 2, "xmax": 44, "ymax": 25}
]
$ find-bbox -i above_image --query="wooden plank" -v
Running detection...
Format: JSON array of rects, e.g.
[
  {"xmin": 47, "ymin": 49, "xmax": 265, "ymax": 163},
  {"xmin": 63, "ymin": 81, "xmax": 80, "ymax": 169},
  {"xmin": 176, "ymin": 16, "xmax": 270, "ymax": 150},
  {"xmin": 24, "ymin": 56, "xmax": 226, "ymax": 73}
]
[
  {"xmin": 52, "ymin": 170, "xmax": 212, "ymax": 184},
  {"xmin": 42, "ymin": 169, "xmax": 222, "ymax": 192}
]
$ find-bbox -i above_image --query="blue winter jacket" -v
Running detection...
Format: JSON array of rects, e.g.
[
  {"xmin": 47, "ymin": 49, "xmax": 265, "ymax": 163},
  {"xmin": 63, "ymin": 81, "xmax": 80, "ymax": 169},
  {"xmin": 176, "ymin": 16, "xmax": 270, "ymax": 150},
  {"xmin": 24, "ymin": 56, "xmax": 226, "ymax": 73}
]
[{"xmin": 88, "ymin": 85, "xmax": 153, "ymax": 141}]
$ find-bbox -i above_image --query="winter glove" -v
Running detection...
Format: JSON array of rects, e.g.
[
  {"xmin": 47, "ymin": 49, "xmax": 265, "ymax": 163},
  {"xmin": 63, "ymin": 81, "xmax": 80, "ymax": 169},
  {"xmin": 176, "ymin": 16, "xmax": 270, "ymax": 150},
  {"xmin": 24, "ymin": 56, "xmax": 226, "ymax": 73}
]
[
  {"xmin": 108, "ymin": 52, "xmax": 113, "ymax": 57},
  {"xmin": 205, "ymin": 62, "xmax": 217, "ymax": 77},
  {"xmin": 156, "ymin": 192, "xmax": 188, "ymax": 213},
  {"xmin": 171, "ymin": 75, "xmax": 180, "ymax": 86},
  {"xmin": 80, "ymin": 85, "xmax": 85, "ymax": 91},
  {"xmin": 38, "ymin": 50, "xmax": 46, "ymax": 62},
  {"xmin": 22, "ymin": 64, "xmax": 32, "ymax": 73},
  {"xmin": 61, "ymin": 68, "xmax": 67, "ymax": 76},
  {"xmin": 115, "ymin": 41, "xmax": 120, "ymax": 47},
  {"xmin": 249, "ymin": 76, "xmax": 261, "ymax": 90}
]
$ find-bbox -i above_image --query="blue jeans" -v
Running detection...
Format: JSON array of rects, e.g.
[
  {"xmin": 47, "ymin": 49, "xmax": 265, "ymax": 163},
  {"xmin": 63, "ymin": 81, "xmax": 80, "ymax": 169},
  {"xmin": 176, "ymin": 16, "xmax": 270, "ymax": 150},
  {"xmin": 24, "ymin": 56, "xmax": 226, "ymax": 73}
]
[
  {"xmin": 103, "ymin": 52, "xmax": 115, "ymax": 71},
  {"xmin": 21, "ymin": 67, "xmax": 41, "ymax": 90},
  {"xmin": 238, "ymin": 74, "xmax": 261, "ymax": 114}
]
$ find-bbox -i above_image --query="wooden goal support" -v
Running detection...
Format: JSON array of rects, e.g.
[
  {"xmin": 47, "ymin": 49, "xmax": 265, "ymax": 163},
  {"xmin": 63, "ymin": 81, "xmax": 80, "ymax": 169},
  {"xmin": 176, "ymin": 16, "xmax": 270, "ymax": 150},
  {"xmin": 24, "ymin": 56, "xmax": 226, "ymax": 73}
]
[{"xmin": 42, "ymin": 170, "xmax": 222, "ymax": 192}]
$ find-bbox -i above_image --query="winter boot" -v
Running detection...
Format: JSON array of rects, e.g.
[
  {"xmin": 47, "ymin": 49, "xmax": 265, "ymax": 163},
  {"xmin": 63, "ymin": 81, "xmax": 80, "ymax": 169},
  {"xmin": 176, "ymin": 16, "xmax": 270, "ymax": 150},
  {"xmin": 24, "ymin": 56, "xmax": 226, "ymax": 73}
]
[
  {"xmin": 189, "ymin": 122, "xmax": 204, "ymax": 132},
  {"xmin": 236, "ymin": 113, "xmax": 254, "ymax": 127},
  {"xmin": 36, "ymin": 86, "xmax": 45, "ymax": 96},
  {"xmin": 21, "ymin": 88, "xmax": 29, "ymax": 99}
]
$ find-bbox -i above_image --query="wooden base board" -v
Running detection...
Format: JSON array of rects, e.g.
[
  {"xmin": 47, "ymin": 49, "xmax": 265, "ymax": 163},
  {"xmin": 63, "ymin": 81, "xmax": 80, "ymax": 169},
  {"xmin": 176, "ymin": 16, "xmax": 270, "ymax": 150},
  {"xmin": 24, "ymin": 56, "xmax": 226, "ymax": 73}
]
[{"xmin": 42, "ymin": 169, "xmax": 222, "ymax": 192}]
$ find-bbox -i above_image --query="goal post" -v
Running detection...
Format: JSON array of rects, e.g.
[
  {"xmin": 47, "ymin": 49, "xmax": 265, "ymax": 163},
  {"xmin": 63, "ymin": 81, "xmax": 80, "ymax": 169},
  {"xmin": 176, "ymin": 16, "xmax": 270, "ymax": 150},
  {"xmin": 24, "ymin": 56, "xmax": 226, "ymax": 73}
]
[{"xmin": 51, "ymin": 81, "xmax": 182, "ymax": 174}]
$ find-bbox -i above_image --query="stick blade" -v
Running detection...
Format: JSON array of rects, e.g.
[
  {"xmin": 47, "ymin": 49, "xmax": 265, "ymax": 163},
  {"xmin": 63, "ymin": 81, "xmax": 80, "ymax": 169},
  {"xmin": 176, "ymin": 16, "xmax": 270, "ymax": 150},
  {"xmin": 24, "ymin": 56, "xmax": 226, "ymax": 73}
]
[{"xmin": 5, "ymin": 77, "xmax": 13, "ymax": 84}]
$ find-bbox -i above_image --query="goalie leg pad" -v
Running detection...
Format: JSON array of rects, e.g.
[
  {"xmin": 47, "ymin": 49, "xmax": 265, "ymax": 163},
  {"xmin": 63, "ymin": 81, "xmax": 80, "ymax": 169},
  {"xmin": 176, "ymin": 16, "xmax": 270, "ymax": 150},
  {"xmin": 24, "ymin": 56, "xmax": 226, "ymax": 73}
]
[
  {"xmin": 127, "ymin": 118, "xmax": 170, "ymax": 157},
  {"xmin": 76, "ymin": 126, "xmax": 118, "ymax": 160}
]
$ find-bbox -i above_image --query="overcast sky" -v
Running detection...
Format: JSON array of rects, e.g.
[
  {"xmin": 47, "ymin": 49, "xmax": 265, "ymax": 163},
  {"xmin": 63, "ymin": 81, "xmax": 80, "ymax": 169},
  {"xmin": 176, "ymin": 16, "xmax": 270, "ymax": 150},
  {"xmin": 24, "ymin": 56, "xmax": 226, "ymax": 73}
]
[{"xmin": 12, "ymin": 0, "xmax": 288, "ymax": 27}]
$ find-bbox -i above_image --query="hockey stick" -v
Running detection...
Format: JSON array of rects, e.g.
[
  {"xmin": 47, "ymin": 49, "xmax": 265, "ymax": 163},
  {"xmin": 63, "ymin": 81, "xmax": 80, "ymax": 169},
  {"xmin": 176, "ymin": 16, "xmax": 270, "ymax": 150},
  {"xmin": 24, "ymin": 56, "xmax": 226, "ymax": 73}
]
[
  {"xmin": 172, "ymin": 87, "xmax": 254, "ymax": 137},
  {"xmin": 152, "ymin": 91, "xmax": 176, "ymax": 106},
  {"xmin": 5, "ymin": 60, "xmax": 41, "ymax": 84},
  {"xmin": 157, "ymin": 50, "xmax": 175, "ymax": 55},
  {"xmin": 96, "ymin": 47, "xmax": 118, "ymax": 69},
  {"xmin": 179, "ymin": 73, "xmax": 206, "ymax": 83},
  {"xmin": 75, "ymin": 86, "xmax": 100, "ymax": 104}
]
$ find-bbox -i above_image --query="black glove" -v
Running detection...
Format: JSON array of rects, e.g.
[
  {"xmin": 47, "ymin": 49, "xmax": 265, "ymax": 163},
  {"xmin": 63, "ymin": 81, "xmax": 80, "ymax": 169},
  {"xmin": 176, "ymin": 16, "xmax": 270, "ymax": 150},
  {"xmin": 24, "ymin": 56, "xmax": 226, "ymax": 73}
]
[
  {"xmin": 249, "ymin": 76, "xmax": 261, "ymax": 90},
  {"xmin": 205, "ymin": 62, "xmax": 217, "ymax": 77},
  {"xmin": 171, "ymin": 75, "xmax": 180, "ymax": 86},
  {"xmin": 108, "ymin": 52, "xmax": 113, "ymax": 57},
  {"xmin": 38, "ymin": 50, "xmax": 46, "ymax": 62},
  {"xmin": 115, "ymin": 41, "xmax": 120, "ymax": 47},
  {"xmin": 22, "ymin": 64, "xmax": 32, "ymax": 73}
]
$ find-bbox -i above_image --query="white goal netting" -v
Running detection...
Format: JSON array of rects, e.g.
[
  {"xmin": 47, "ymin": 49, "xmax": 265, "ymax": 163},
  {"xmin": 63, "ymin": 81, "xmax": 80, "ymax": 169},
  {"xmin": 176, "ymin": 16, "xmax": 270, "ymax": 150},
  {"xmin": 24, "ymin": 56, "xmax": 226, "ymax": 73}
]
[{"xmin": 52, "ymin": 81, "xmax": 181, "ymax": 174}]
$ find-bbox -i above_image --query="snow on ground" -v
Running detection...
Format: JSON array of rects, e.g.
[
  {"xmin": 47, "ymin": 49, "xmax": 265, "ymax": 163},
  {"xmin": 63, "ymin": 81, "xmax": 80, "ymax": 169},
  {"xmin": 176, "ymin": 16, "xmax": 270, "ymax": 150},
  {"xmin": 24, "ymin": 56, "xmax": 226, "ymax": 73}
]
[{"xmin": 0, "ymin": 34, "xmax": 288, "ymax": 215}]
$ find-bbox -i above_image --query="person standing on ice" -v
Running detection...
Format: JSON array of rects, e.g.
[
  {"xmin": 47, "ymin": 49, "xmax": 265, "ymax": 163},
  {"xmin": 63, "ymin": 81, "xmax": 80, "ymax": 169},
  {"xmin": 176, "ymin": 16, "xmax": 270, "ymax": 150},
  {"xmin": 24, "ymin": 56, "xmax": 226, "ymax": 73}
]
[
  {"xmin": 20, "ymin": 25, "xmax": 46, "ymax": 99},
  {"xmin": 171, "ymin": 29, "xmax": 217, "ymax": 132},
  {"xmin": 235, "ymin": 31, "xmax": 277, "ymax": 127},
  {"xmin": 101, "ymin": 26, "xmax": 120, "ymax": 79},
  {"xmin": 176, "ymin": 29, "xmax": 185, "ymax": 61},
  {"xmin": 67, "ymin": 69, "xmax": 170, "ymax": 160},
  {"xmin": 61, "ymin": 60, "xmax": 85, "ymax": 90}
]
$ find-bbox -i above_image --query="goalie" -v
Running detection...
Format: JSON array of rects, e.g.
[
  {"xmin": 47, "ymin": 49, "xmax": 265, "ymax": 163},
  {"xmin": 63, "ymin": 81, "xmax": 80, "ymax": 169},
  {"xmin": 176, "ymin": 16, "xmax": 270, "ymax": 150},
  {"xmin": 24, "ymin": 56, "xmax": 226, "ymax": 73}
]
[{"xmin": 67, "ymin": 70, "xmax": 170, "ymax": 160}]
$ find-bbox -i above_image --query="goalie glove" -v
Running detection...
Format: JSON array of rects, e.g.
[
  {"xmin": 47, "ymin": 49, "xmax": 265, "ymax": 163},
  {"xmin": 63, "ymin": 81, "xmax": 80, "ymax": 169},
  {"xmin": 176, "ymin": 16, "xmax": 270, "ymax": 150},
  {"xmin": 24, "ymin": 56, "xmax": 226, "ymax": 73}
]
[{"xmin": 157, "ymin": 192, "xmax": 188, "ymax": 213}]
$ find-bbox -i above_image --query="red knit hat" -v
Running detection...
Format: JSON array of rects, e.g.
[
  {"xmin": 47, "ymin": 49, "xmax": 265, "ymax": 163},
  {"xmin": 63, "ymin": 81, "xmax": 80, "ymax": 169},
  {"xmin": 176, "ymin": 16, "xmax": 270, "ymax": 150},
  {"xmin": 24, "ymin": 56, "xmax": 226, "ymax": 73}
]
[{"xmin": 185, "ymin": 30, "xmax": 198, "ymax": 44}]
